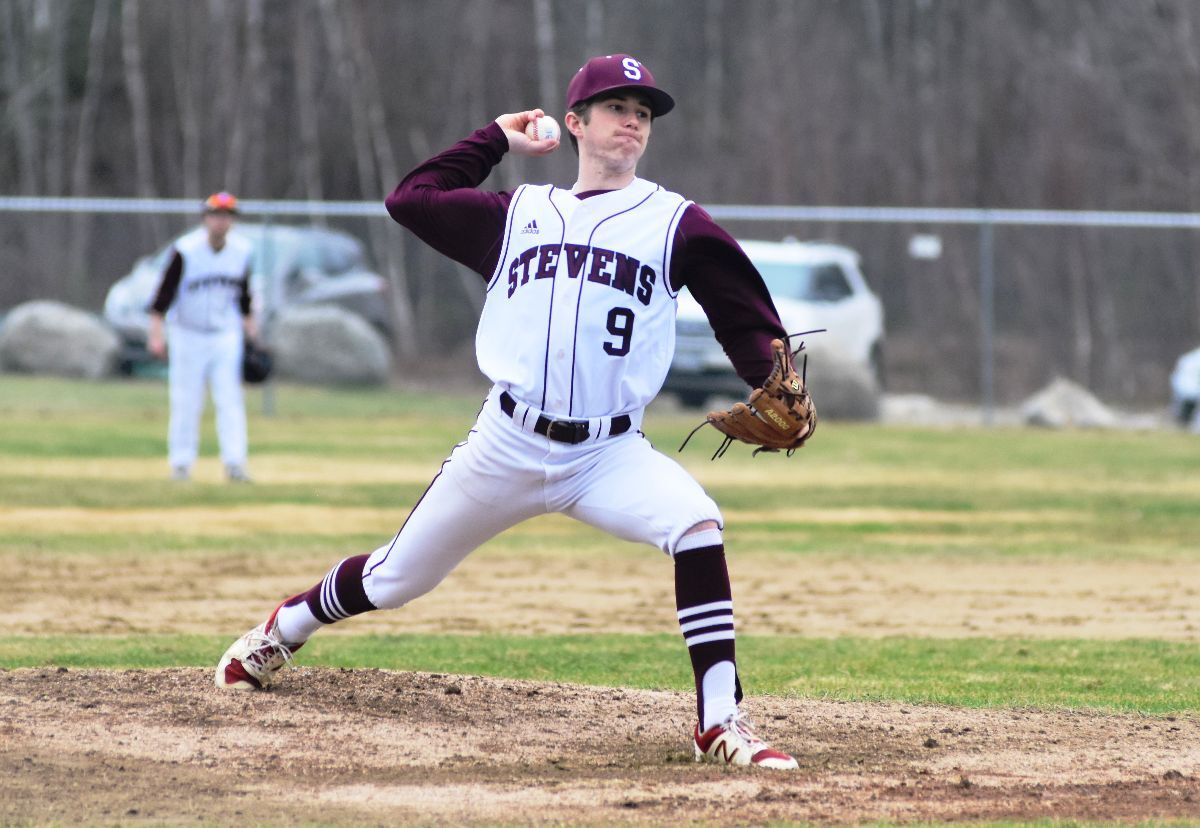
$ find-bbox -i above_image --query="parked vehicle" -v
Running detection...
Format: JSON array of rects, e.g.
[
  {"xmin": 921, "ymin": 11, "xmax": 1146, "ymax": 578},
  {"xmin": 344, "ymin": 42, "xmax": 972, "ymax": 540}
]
[
  {"xmin": 665, "ymin": 238, "xmax": 885, "ymax": 407},
  {"xmin": 104, "ymin": 224, "xmax": 391, "ymax": 370},
  {"xmin": 1170, "ymin": 345, "xmax": 1200, "ymax": 430}
]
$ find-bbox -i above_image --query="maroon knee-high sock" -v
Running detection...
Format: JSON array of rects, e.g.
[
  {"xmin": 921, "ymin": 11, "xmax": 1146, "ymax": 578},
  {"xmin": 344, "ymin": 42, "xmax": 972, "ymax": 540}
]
[
  {"xmin": 283, "ymin": 554, "xmax": 377, "ymax": 624},
  {"xmin": 674, "ymin": 543, "xmax": 743, "ymax": 727}
]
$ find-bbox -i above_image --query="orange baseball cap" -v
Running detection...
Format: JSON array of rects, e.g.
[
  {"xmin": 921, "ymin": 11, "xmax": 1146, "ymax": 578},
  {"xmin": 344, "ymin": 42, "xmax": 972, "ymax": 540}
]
[{"xmin": 203, "ymin": 191, "xmax": 239, "ymax": 214}]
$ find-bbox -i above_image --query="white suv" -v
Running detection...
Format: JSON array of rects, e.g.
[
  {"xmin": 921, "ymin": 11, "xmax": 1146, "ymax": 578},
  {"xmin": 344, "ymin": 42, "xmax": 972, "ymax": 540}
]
[{"xmin": 666, "ymin": 238, "xmax": 885, "ymax": 407}]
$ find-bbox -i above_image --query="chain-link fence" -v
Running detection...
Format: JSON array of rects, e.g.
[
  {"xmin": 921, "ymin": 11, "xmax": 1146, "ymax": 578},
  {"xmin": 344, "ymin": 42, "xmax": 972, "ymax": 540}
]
[{"xmin": 3, "ymin": 197, "xmax": 1199, "ymax": 414}]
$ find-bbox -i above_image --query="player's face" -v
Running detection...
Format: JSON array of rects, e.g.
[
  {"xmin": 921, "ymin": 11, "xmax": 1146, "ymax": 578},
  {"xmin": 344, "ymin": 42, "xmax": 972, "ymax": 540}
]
[
  {"xmin": 203, "ymin": 211, "xmax": 234, "ymax": 242},
  {"xmin": 579, "ymin": 94, "xmax": 653, "ymax": 170}
]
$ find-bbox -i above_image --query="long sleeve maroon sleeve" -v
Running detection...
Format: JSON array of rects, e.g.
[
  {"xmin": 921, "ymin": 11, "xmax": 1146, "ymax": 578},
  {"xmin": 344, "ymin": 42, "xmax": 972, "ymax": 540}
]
[
  {"xmin": 385, "ymin": 122, "xmax": 513, "ymax": 279},
  {"xmin": 149, "ymin": 250, "xmax": 184, "ymax": 313},
  {"xmin": 669, "ymin": 206, "xmax": 787, "ymax": 388}
]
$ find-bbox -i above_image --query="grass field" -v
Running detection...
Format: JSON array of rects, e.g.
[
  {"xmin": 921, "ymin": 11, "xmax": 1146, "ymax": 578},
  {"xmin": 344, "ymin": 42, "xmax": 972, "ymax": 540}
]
[
  {"xmin": 2, "ymin": 373, "xmax": 1198, "ymax": 825},
  {"xmin": 2, "ymin": 374, "xmax": 1199, "ymax": 706}
]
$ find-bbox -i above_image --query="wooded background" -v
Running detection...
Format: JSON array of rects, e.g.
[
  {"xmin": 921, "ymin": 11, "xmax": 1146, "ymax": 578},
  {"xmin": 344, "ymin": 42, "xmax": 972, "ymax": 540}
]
[{"xmin": 3, "ymin": 0, "xmax": 1200, "ymax": 403}]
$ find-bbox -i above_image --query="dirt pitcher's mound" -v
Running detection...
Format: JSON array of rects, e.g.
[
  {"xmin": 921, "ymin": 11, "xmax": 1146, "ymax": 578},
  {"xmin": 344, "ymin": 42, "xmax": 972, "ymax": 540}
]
[{"xmin": 2, "ymin": 667, "xmax": 1197, "ymax": 825}]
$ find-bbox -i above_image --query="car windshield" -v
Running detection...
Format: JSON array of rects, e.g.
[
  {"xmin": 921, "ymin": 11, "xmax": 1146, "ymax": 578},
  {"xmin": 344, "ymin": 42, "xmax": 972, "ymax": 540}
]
[{"xmin": 755, "ymin": 261, "xmax": 853, "ymax": 302}]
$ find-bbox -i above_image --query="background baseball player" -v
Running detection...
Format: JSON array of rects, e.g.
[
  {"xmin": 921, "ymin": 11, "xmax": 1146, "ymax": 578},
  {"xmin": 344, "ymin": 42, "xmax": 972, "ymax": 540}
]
[
  {"xmin": 216, "ymin": 55, "xmax": 808, "ymax": 769},
  {"xmin": 148, "ymin": 192, "xmax": 257, "ymax": 482}
]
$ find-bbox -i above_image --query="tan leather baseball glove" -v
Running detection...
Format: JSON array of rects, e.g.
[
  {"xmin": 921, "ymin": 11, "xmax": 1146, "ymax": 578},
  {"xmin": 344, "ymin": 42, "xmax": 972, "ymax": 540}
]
[{"xmin": 683, "ymin": 338, "xmax": 817, "ymax": 459}]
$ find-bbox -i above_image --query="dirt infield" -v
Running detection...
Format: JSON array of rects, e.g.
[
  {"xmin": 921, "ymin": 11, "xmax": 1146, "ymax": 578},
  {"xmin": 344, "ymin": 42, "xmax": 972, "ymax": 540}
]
[{"xmin": 2, "ymin": 667, "xmax": 1196, "ymax": 826}]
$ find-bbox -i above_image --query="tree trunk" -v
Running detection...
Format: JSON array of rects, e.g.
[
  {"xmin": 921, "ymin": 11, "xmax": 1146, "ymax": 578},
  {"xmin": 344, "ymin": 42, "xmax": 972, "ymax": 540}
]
[
  {"xmin": 44, "ymin": 0, "xmax": 66, "ymax": 198},
  {"xmin": 209, "ymin": 0, "xmax": 239, "ymax": 191},
  {"xmin": 584, "ymin": 1, "xmax": 604, "ymax": 55},
  {"xmin": 169, "ymin": 6, "xmax": 201, "ymax": 199},
  {"xmin": 240, "ymin": 0, "xmax": 268, "ymax": 197},
  {"xmin": 533, "ymin": 0, "xmax": 557, "ymax": 110},
  {"xmin": 121, "ymin": 0, "xmax": 165, "ymax": 240},
  {"xmin": 346, "ymin": 1, "xmax": 418, "ymax": 358},
  {"xmin": 319, "ymin": 0, "xmax": 418, "ymax": 358},
  {"xmin": 702, "ymin": 0, "xmax": 724, "ymax": 194},
  {"xmin": 1172, "ymin": 0, "xmax": 1200, "ymax": 337},
  {"xmin": 67, "ymin": 0, "xmax": 115, "ymax": 304},
  {"xmin": 1, "ymin": 0, "xmax": 40, "ymax": 196},
  {"xmin": 293, "ymin": 3, "xmax": 325, "ymax": 216}
]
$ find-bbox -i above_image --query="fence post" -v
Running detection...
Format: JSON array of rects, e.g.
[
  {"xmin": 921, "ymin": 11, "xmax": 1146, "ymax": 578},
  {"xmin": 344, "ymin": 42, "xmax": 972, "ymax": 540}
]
[
  {"xmin": 979, "ymin": 219, "xmax": 995, "ymax": 426},
  {"xmin": 259, "ymin": 213, "xmax": 276, "ymax": 417}
]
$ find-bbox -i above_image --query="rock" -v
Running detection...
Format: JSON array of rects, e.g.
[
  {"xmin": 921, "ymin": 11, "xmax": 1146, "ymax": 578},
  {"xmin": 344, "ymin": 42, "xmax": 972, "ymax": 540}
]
[
  {"xmin": 1020, "ymin": 377, "xmax": 1120, "ymax": 429},
  {"xmin": 802, "ymin": 344, "xmax": 882, "ymax": 421},
  {"xmin": 881, "ymin": 393, "xmax": 982, "ymax": 426},
  {"xmin": 271, "ymin": 304, "xmax": 391, "ymax": 385},
  {"xmin": 0, "ymin": 300, "xmax": 121, "ymax": 379}
]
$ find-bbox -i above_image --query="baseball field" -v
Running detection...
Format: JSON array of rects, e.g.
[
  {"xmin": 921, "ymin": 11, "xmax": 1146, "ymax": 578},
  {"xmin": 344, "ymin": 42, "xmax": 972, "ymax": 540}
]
[{"xmin": 1, "ymin": 374, "xmax": 1198, "ymax": 826}]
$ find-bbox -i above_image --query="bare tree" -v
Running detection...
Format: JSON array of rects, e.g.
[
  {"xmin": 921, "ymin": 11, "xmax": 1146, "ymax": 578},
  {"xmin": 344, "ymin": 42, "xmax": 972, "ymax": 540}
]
[
  {"xmin": 1171, "ymin": 0, "xmax": 1200, "ymax": 337},
  {"xmin": 584, "ymin": 0, "xmax": 604, "ymax": 55},
  {"xmin": 66, "ymin": 0, "xmax": 115, "ymax": 301},
  {"xmin": 43, "ymin": 0, "xmax": 66, "ymax": 197},
  {"xmin": 318, "ymin": 0, "xmax": 419, "ymax": 358},
  {"xmin": 209, "ymin": 0, "xmax": 240, "ymax": 191},
  {"xmin": 701, "ymin": 0, "xmax": 724, "ymax": 194},
  {"xmin": 4, "ymin": 0, "xmax": 1200, "ymax": 401},
  {"xmin": 293, "ymin": 3, "xmax": 326, "ymax": 213},
  {"xmin": 533, "ymin": 0, "xmax": 557, "ymax": 110},
  {"xmin": 169, "ymin": 7, "xmax": 201, "ymax": 199},
  {"xmin": 239, "ymin": 0, "xmax": 268, "ymax": 197},
  {"xmin": 1, "ymin": 0, "xmax": 40, "ymax": 196},
  {"xmin": 121, "ymin": 0, "xmax": 165, "ymax": 239}
]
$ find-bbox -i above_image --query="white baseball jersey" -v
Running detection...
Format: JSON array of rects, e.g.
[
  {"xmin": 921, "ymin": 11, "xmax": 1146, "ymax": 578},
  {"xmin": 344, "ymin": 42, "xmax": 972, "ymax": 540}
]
[
  {"xmin": 477, "ymin": 178, "xmax": 690, "ymax": 418},
  {"xmin": 167, "ymin": 227, "xmax": 254, "ymax": 333}
]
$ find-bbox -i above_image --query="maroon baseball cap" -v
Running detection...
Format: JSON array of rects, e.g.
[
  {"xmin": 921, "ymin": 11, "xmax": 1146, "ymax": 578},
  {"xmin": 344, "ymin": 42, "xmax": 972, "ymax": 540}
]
[{"xmin": 565, "ymin": 54, "xmax": 675, "ymax": 117}]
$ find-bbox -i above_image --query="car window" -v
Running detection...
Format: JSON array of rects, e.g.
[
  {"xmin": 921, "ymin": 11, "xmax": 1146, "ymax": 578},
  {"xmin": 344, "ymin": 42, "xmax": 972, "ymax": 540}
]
[
  {"xmin": 810, "ymin": 265, "xmax": 853, "ymax": 301},
  {"xmin": 755, "ymin": 261, "xmax": 853, "ymax": 302},
  {"xmin": 756, "ymin": 263, "xmax": 816, "ymax": 300}
]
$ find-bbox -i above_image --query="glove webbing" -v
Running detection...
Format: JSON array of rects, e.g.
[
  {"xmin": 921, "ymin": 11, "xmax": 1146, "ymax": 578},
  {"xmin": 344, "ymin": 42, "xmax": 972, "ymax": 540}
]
[{"xmin": 677, "ymin": 330, "xmax": 821, "ymax": 460}]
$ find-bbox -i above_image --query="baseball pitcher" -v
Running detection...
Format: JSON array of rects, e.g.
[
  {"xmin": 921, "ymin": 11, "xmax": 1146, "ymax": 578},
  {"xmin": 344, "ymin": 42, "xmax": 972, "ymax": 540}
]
[{"xmin": 216, "ymin": 55, "xmax": 815, "ymax": 769}]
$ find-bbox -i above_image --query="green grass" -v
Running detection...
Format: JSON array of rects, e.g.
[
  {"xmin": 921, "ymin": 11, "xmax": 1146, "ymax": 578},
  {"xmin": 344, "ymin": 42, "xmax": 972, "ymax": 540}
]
[
  {"xmin": 1, "ymin": 634, "xmax": 1196, "ymax": 715},
  {"xmin": 2, "ymin": 374, "xmax": 1199, "ymax": 717}
]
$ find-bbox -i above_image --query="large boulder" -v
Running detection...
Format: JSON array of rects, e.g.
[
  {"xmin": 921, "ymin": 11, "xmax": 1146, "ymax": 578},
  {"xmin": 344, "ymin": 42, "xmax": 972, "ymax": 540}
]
[
  {"xmin": 801, "ymin": 343, "xmax": 882, "ymax": 421},
  {"xmin": 0, "ymin": 300, "xmax": 121, "ymax": 379},
  {"xmin": 1021, "ymin": 377, "xmax": 1120, "ymax": 429},
  {"xmin": 271, "ymin": 304, "xmax": 391, "ymax": 385}
]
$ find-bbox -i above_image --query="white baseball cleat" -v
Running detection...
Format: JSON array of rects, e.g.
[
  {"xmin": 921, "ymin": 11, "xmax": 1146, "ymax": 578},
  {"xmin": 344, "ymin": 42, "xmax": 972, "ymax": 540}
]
[
  {"xmin": 225, "ymin": 464, "xmax": 253, "ymax": 483},
  {"xmin": 693, "ymin": 711, "xmax": 799, "ymax": 770},
  {"xmin": 214, "ymin": 603, "xmax": 300, "ymax": 690}
]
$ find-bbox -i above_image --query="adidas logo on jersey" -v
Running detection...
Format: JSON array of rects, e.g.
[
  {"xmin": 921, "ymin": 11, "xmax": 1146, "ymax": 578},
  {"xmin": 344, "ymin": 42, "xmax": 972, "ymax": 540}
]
[{"xmin": 520, "ymin": 220, "xmax": 539, "ymax": 235}]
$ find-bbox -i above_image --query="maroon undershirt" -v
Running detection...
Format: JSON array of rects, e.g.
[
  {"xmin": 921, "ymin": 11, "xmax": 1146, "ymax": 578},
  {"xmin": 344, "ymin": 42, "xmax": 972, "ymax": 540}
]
[{"xmin": 384, "ymin": 121, "xmax": 786, "ymax": 387}]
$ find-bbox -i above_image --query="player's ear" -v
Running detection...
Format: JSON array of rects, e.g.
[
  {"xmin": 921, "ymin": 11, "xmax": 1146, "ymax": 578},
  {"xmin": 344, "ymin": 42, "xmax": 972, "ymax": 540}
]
[{"xmin": 564, "ymin": 110, "xmax": 585, "ymax": 138}]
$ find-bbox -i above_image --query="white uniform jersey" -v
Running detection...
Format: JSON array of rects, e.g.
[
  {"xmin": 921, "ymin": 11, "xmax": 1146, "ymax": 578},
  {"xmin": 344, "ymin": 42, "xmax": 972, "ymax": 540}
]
[
  {"xmin": 167, "ymin": 227, "xmax": 254, "ymax": 333},
  {"xmin": 478, "ymin": 178, "xmax": 690, "ymax": 418}
]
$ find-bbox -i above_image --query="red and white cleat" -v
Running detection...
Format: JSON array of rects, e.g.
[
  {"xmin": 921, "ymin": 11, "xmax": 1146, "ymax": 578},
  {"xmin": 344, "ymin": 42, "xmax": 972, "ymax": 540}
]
[
  {"xmin": 214, "ymin": 603, "xmax": 301, "ymax": 691},
  {"xmin": 693, "ymin": 711, "xmax": 799, "ymax": 770}
]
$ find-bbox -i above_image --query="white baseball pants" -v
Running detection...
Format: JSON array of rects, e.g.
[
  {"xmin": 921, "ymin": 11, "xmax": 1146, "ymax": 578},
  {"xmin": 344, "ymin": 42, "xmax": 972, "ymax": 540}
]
[
  {"xmin": 166, "ymin": 325, "xmax": 247, "ymax": 470},
  {"xmin": 360, "ymin": 387, "xmax": 723, "ymax": 610}
]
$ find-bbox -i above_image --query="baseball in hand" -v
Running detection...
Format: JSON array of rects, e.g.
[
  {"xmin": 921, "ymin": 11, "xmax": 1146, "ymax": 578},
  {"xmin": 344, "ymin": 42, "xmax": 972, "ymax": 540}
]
[{"xmin": 526, "ymin": 115, "xmax": 560, "ymax": 143}]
